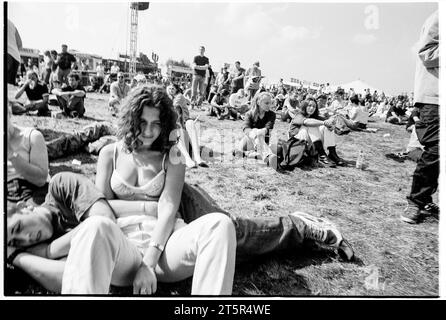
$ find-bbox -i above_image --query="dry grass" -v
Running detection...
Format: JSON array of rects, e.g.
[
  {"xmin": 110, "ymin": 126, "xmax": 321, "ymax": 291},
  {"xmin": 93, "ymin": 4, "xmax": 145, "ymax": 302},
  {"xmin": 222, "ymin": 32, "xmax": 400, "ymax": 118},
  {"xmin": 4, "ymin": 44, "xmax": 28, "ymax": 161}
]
[{"xmin": 7, "ymin": 90, "xmax": 438, "ymax": 297}]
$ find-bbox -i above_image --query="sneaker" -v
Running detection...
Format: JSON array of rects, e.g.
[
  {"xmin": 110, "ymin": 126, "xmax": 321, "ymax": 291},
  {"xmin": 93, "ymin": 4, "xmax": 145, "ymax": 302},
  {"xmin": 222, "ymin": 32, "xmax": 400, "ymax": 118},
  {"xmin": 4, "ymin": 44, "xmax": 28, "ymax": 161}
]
[
  {"xmin": 289, "ymin": 211, "xmax": 354, "ymax": 261},
  {"xmin": 328, "ymin": 152, "xmax": 345, "ymax": 166},
  {"xmin": 400, "ymin": 202, "xmax": 421, "ymax": 224},
  {"xmin": 319, "ymin": 155, "xmax": 337, "ymax": 168},
  {"xmin": 421, "ymin": 202, "xmax": 439, "ymax": 216}
]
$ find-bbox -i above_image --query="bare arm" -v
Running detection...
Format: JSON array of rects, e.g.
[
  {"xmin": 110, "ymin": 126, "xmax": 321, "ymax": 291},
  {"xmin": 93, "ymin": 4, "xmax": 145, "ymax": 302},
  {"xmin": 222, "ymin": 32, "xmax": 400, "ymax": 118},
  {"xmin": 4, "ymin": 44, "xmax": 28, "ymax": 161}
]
[
  {"xmin": 96, "ymin": 143, "xmax": 117, "ymax": 199},
  {"xmin": 12, "ymin": 253, "xmax": 65, "ymax": 293},
  {"xmin": 303, "ymin": 118, "xmax": 325, "ymax": 127},
  {"xmin": 9, "ymin": 130, "xmax": 49, "ymax": 186},
  {"xmin": 142, "ymin": 148, "xmax": 185, "ymax": 269},
  {"xmin": 15, "ymin": 81, "xmax": 29, "ymax": 99},
  {"xmin": 108, "ymin": 200, "xmax": 158, "ymax": 218}
]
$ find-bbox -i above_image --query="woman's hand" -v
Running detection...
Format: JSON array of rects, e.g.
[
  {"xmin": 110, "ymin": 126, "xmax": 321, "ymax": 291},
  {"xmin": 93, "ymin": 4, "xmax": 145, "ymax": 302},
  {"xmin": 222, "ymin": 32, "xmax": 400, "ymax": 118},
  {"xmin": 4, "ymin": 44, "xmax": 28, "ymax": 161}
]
[{"xmin": 133, "ymin": 263, "xmax": 157, "ymax": 295}]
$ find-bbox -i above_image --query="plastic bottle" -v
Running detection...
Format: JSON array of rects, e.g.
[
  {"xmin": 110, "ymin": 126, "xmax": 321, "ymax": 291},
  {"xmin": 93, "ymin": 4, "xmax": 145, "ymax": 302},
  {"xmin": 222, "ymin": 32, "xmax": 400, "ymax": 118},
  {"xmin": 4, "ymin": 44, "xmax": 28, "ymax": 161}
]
[{"xmin": 356, "ymin": 150, "xmax": 365, "ymax": 169}]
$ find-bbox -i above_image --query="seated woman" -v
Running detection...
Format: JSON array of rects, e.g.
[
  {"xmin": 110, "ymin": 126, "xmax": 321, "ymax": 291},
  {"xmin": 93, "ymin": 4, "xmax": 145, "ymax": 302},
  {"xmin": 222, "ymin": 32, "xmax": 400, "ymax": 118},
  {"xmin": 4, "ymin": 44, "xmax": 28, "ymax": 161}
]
[
  {"xmin": 237, "ymin": 92, "xmax": 278, "ymax": 169},
  {"xmin": 167, "ymin": 83, "xmax": 208, "ymax": 168},
  {"xmin": 7, "ymin": 104, "xmax": 49, "ymax": 206},
  {"xmin": 289, "ymin": 97, "xmax": 344, "ymax": 167},
  {"xmin": 7, "ymin": 86, "xmax": 354, "ymax": 295},
  {"xmin": 209, "ymin": 88, "xmax": 231, "ymax": 119},
  {"xmin": 348, "ymin": 95, "xmax": 368, "ymax": 129}
]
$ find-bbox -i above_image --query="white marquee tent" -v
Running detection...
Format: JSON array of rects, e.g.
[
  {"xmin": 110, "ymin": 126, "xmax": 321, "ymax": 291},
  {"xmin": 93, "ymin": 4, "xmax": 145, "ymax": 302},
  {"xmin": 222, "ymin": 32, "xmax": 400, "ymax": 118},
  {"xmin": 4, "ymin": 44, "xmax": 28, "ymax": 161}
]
[{"xmin": 328, "ymin": 79, "xmax": 384, "ymax": 95}]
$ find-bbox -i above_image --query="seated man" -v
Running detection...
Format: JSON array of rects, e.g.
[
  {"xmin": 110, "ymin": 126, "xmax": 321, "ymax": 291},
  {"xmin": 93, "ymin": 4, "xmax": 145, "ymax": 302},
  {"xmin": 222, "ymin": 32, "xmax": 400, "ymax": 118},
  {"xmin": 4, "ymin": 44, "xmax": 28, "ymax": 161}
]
[
  {"xmin": 14, "ymin": 71, "xmax": 50, "ymax": 116},
  {"xmin": 281, "ymin": 90, "xmax": 300, "ymax": 122},
  {"xmin": 108, "ymin": 72, "xmax": 130, "ymax": 116},
  {"xmin": 52, "ymin": 73, "xmax": 86, "ymax": 118},
  {"xmin": 228, "ymin": 89, "xmax": 250, "ymax": 120},
  {"xmin": 209, "ymin": 89, "xmax": 231, "ymax": 119},
  {"xmin": 386, "ymin": 100, "xmax": 407, "ymax": 125}
]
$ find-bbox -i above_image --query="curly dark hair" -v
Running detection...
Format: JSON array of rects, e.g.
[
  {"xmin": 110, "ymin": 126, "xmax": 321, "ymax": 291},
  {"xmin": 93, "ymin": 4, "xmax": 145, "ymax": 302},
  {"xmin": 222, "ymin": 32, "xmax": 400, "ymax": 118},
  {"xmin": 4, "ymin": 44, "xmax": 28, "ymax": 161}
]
[
  {"xmin": 300, "ymin": 97, "xmax": 319, "ymax": 119},
  {"xmin": 117, "ymin": 85, "xmax": 178, "ymax": 154}
]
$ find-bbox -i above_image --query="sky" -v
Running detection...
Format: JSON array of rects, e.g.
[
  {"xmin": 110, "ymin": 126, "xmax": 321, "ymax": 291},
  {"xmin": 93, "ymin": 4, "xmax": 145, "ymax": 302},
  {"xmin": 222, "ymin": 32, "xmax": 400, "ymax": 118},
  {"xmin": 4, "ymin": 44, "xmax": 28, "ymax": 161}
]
[{"xmin": 7, "ymin": 1, "xmax": 438, "ymax": 95}]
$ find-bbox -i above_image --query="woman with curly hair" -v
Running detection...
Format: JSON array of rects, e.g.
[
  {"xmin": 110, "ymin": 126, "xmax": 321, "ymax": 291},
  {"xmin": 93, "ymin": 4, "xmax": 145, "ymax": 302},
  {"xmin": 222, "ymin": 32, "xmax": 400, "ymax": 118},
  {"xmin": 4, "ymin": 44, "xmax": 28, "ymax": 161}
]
[{"xmin": 92, "ymin": 85, "xmax": 236, "ymax": 294}]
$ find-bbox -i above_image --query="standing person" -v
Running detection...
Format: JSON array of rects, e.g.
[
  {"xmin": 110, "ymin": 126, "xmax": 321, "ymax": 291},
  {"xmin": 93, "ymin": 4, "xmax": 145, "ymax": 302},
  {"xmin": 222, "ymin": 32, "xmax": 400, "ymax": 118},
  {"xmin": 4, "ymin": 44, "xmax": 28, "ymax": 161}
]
[
  {"xmin": 191, "ymin": 46, "xmax": 209, "ymax": 107},
  {"xmin": 230, "ymin": 61, "xmax": 245, "ymax": 94},
  {"xmin": 7, "ymin": 19, "xmax": 23, "ymax": 85},
  {"xmin": 56, "ymin": 44, "xmax": 76, "ymax": 85},
  {"xmin": 401, "ymin": 10, "xmax": 439, "ymax": 224},
  {"xmin": 48, "ymin": 50, "xmax": 59, "ymax": 91},
  {"xmin": 110, "ymin": 62, "xmax": 120, "ymax": 82},
  {"xmin": 108, "ymin": 72, "xmax": 131, "ymax": 116},
  {"xmin": 244, "ymin": 61, "xmax": 262, "ymax": 101},
  {"xmin": 204, "ymin": 65, "xmax": 215, "ymax": 101},
  {"xmin": 51, "ymin": 73, "xmax": 86, "ymax": 118},
  {"xmin": 96, "ymin": 62, "xmax": 105, "ymax": 91},
  {"xmin": 42, "ymin": 51, "xmax": 54, "ymax": 86}
]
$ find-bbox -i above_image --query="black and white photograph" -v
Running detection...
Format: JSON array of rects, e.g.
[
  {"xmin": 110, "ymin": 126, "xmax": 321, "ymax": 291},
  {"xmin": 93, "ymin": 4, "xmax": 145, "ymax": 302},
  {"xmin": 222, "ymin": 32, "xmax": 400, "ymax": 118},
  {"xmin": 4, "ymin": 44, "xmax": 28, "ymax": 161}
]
[{"xmin": 3, "ymin": 0, "xmax": 442, "ymax": 303}]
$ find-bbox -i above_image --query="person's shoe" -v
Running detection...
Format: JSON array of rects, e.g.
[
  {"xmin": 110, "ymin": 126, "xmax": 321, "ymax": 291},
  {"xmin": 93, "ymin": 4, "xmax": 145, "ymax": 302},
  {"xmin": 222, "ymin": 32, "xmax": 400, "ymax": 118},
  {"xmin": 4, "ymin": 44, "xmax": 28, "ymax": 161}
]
[
  {"xmin": 328, "ymin": 152, "xmax": 345, "ymax": 166},
  {"xmin": 197, "ymin": 161, "xmax": 209, "ymax": 168},
  {"xmin": 319, "ymin": 155, "xmax": 336, "ymax": 167},
  {"xmin": 289, "ymin": 211, "xmax": 354, "ymax": 261},
  {"xmin": 70, "ymin": 111, "xmax": 79, "ymax": 118},
  {"xmin": 400, "ymin": 202, "xmax": 421, "ymax": 224},
  {"xmin": 421, "ymin": 202, "xmax": 439, "ymax": 216}
]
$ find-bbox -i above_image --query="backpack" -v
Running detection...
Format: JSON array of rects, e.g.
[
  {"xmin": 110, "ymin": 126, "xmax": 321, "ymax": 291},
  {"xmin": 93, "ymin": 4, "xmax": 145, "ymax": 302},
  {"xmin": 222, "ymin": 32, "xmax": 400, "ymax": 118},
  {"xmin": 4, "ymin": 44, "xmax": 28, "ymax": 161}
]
[{"xmin": 276, "ymin": 137, "xmax": 318, "ymax": 170}]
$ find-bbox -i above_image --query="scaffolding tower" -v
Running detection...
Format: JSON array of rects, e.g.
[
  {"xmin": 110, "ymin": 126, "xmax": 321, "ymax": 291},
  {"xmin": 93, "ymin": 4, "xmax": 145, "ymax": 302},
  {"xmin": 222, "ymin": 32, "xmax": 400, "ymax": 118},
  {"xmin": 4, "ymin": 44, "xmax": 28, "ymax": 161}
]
[
  {"xmin": 129, "ymin": 2, "xmax": 150, "ymax": 76},
  {"xmin": 129, "ymin": 6, "xmax": 138, "ymax": 75}
]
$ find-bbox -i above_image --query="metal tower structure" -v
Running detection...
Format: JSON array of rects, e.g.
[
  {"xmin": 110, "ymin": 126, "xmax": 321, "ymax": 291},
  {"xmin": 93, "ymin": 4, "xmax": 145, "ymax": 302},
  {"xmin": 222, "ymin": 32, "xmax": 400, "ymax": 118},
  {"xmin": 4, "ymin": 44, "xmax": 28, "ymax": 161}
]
[{"xmin": 129, "ymin": 2, "xmax": 150, "ymax": 76}]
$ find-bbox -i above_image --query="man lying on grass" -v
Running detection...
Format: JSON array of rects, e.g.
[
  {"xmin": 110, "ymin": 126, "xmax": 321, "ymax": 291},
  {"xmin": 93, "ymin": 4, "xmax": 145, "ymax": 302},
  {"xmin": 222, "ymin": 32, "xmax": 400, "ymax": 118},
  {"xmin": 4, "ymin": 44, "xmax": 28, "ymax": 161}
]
[{"xmin": 7, "ymin": 171, "xmax": 354, "ymax": 295}]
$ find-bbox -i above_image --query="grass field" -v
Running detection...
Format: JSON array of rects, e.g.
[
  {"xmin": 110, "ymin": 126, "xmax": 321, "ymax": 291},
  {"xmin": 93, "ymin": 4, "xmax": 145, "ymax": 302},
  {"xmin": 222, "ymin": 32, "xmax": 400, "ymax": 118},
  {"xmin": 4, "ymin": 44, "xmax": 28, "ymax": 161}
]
[{"xmin": 7, "ymin": 90, "xmax": 439, "ymax": 297}]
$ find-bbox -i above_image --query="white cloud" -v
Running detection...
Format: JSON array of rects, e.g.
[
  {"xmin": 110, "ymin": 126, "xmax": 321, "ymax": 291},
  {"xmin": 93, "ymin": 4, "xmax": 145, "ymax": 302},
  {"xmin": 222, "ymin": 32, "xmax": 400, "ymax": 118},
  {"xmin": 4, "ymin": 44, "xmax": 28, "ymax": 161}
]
[
  {"xmin": 353, "ymin": 33, "xmax": 377, "ymax": 45},
  {"xmin": 279, "ymin": 26, "xmax": 321, "ymax": 41}
]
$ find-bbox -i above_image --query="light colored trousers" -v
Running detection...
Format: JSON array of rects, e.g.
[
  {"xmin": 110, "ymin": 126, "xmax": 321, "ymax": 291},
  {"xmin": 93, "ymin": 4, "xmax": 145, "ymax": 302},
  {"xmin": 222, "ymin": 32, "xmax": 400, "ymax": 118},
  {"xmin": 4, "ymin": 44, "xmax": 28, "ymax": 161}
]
[
  {"xmin": 62, "ymin": 213, "xmax": 236, "ymax": 295},
  {"xmin": 238, "ymin": 132, "xmax": 273, "ymax": 162},
  {"xmin": 296, "ymin": 126, "xmax": 336, "ymax": 151},
  {"xmin": 191, "ymin": 75, "xmax": 206, "ymax": 103}
]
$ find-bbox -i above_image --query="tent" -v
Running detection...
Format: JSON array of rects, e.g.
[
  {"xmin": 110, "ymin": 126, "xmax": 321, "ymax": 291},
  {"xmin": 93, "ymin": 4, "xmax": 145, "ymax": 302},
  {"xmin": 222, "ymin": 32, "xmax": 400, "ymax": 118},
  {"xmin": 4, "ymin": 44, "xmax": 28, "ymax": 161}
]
[{"xmin": 329, "ymin": 79, "xmax": 384, "ymax": 95}]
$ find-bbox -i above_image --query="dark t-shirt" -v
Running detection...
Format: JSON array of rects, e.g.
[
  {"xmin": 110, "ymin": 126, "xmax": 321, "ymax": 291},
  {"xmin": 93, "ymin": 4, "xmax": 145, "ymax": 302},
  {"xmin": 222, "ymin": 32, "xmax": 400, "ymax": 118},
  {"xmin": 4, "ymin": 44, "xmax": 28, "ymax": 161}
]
[
  {"xmin": 193, "ymin": 55, "xmax": 209, "ymax": 77},
  {"xmin": 386, "ymin": 105, "xmax": 406, "ymax": 119},
  {"xmin": 231, "ymin": 67, "xmax": 245, "ymax": 89},
  {"xmin": 58, "ymin": 52, "xmax": 76, "ymax": 70},
  {"xmin": 42, "ymin": 172, "xmax": 105, "ymax": 237},
  {"xmin": 243, "ymin": 110, "xmax": 276, "ymax": 143},
  {"xmin": 24, "ymin": 82, "xmax": 48, "ymax": 101}
]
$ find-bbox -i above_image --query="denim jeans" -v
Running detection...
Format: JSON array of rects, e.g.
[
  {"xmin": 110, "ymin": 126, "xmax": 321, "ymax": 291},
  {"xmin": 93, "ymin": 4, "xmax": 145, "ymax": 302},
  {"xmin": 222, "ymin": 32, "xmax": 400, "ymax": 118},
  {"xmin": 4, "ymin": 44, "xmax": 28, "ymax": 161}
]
[
  {"xmin": 408, "ymin": 104, "xmax": 439, "ymax": 207},
  {"xmin": 191, "ymin": 75, "xmax": 206, "ymax": 103},
  {"xmin": 180, "ymin": 183, "xmax": 304, "ymax": 261}
]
